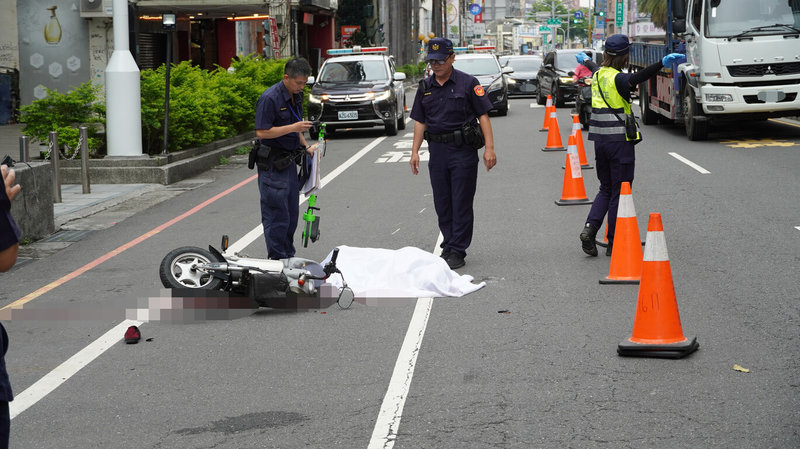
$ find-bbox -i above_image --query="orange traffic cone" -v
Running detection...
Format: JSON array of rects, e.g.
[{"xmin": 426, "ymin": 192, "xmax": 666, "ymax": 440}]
[
  {"xmin": 541, "ymin": 109, "xmax": 566, "ymax": 151},
  {"xmin": 571, "ymin": 114, "xmax": 593, "ymax": 169},
  {"xmin": 618, "ymin": 213, "xmax": 699, "ymax": 358},
  {"xmin": 600, "ymin": 182, "xmax": 643, "ymax": 284},
  {"xmin": 555, "ymin": 135, "xmax": 592, "ymax": 205},
  {"xmin": 539, "ymin": 95, "xmax": 553, "ymax": 132}
]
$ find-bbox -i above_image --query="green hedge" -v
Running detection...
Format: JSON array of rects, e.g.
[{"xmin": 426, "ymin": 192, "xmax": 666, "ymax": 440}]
[
  {"xmin": 18, "ymin": 83, "xmax": 105, "ymax": 157},
  {"xmin": 20, "ymin": 55, "xmax": 300, "ymax": 156},
  {"xmin": 397, "ymin": 61, "xmax": 428, "ymax": 78}
]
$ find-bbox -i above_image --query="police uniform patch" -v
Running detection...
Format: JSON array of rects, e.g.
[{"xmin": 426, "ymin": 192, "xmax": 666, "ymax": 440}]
[
  {"xmin": 474, "ymin": 85, "xmax": 485, "ymax": 96},
  {"xmin": 432, "ymin": 44, "xmax": 439, "ymax": 50}
]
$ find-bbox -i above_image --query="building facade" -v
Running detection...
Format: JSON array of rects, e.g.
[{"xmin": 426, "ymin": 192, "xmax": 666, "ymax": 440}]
[{"xmin": 0, "ymin": 0, "xmax": 338, "ymax": 117}]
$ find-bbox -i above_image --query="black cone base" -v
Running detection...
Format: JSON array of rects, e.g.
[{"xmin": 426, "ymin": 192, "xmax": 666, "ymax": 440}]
[
  {"xmin": 555, "ymin": 198, "xmax": 593, "ymax": 206},
  {"xmin": 617, "ymin": 336, "xmax": 699, "ymax": 359},
  {"xmin": 542, "ymin": 146, "xmax": 566, "ymax": 151}
]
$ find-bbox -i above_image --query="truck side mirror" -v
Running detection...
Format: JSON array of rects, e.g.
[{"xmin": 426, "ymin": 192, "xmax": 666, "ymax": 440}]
[
  {"xmin": 672, "ymin": 19, "xmax": 686, "ymax": 34},
  {"xmin": 672, "ymin": 0, "xmax": 687, "ymax": 20}
]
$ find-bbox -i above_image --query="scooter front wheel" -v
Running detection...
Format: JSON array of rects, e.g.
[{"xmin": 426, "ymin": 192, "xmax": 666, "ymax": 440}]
[{"xmin": 159, "ymin": 246, "xmax": 224, "ymax": 290}]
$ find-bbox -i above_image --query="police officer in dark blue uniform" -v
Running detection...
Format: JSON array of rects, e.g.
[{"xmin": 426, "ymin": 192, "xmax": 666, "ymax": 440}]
[
  {"xmin": 575, "ymin": 35, "xmax": 684, "ymax": 256},
  {"xmin": 410, "ymin": 38, "xmax": 497, "ymax": 269},
  {"xmin": 0, "ymin": 163, "xmax": 21, "ymax": 448},
  {"xmin": 255, "ymin": 58, "xmax": 317, "ymax": 260}
]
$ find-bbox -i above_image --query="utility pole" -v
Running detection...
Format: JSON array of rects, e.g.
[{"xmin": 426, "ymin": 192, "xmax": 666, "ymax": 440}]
[{"xmin": 432, "ymin": 0, "xmax": 442, "ymax": 37}]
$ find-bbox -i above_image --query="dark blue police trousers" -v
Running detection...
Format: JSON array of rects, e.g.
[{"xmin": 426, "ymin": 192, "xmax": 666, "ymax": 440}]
[
  {"xmin": 586, "ymin": 140, "xmax": 635, "ymax": 240},
  {"xmin": 258, "ymin": 164, "xmax": 300, "ymax": 259},
  {"xmin": 427, "ymin": 141, "xmax": 479, "ymax": 257}
]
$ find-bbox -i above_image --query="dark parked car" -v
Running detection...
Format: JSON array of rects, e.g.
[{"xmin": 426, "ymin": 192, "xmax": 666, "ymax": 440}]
[
  {"xmin": 306, "ymin": 48, "xmax": 406, "ymax": 136},
  {"xmin": 499, "ymin": 55, "xmax": 543, "ymax": 97},
  {"xmin": 452, "ymin": 52, "xmax": 513, "ymax": 116},
  {"xmin": 536, "ymin": 49, "xmax": 592, "ymax": 107}
]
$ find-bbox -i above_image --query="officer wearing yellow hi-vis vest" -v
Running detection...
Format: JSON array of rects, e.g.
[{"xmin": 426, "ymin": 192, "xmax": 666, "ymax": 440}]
[{"xmin": 574, "ymin": 34, "xmax": 685, "ymax": 257}]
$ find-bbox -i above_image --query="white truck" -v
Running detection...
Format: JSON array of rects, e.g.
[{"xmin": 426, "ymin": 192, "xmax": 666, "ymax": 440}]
[{"xmin": 631, "ymin": 0, "xmax": 800, "ymax": 140}]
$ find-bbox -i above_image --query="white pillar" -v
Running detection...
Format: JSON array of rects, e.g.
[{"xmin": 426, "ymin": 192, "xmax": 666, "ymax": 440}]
[{"xmin": 104, "ymin": 0, "xmax": 143, "ymax": 157}]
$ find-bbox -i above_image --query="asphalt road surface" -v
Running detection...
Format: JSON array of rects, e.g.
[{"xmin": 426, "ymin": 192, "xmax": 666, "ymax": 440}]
[{"xmin": 2, "ymin": 92, "xmax": 799, "ymax": 448}]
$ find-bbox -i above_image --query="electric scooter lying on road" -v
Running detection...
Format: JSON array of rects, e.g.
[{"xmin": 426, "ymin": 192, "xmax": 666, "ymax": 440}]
[{"xmin": 159, "ymin": 240, "xmax": 354, "ymax": 309}]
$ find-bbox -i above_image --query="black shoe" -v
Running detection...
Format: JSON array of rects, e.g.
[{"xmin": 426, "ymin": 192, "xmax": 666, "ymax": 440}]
[
  {"xmin": 606, "ymin": 238, "xmax": 613, "ymax": 257},
  {"xmin": 445, "ymin": 253, "xmax": 465, "ymax": 269},
  {"xmin": 440, "ymin": 249, "xmax": 451, "ymax": 260},
  {"xmin": 579, "ymin": 223, "xmax": 598, "ymax": 257}
]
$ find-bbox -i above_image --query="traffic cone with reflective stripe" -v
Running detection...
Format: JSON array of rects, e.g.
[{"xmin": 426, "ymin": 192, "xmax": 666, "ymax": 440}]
[
  {"xmin": 571, "ymin": 114, "xmax": 593, "ymax": 169},
  {"xmin": 555, "ymin": 135, "xmax": 592, "ymax": 205},
  {"xmin": 618, "ymin": 213, "xmax": 699, "ymax": 358},
  {"xmin": 600, "ymin": 182, "xmax": 643, "ymax": 284},
  {"xmin": 540, "ymin": 95, "xmax": 553, "ymax": 132},
  {"xmin": 542, "ymin": 109, "xmax": 566, "ymax": 151}
]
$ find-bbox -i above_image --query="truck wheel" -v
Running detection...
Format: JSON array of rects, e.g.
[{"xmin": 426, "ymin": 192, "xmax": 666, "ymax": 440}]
[
  {"xmin": 640, "ymin": 82, "xmax": 659, "ymax": 126},
  {"xmin": 682, "ymin": 86, "xmax": 708, "ymax": 141}
]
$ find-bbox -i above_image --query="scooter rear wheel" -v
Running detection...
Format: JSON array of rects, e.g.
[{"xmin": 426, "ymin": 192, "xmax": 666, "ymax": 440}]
[{"xmin": 159, "ymin": 246, "xmax": 224, "ymax": 290}]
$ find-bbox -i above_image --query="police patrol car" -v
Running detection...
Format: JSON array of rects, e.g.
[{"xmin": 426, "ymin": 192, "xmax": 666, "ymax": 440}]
[
  {"xmin": 451, "ymin": 46, "xmax": 513, "ymax": 116},
  {"xmin": 306, "ymin": 46, "xmax": 407, "ymax": 136}
]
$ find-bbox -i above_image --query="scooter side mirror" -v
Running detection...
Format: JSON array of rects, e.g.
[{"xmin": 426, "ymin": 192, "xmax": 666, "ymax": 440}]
[{"xmin": 338, "ymin": 286, "xmax": 355, "ymax": 309}]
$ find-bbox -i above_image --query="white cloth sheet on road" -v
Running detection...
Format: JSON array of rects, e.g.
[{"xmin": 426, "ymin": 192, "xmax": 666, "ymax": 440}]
[{"xmin": 321, "ymin": 246, "xmax": 486, "ymax": 298}]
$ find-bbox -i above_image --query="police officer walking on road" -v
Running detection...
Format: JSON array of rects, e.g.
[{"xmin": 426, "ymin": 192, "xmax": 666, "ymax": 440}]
[
  {"xmin": 254, "ymin": 58, "xmax": 317, "ymax": 260},
  {"xmin": 575, "ymin": 34, "xmax": 685, "ymax": 257},
  {"xmin": 410, "ymin": 38, "xmax": 497, "ymax": 269}
]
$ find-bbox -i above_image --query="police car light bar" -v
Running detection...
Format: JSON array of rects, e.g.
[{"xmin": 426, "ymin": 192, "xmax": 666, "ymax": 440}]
[
  {"xmin": 453, "ymin": 45, "xmax": 496, "ymax": 52},
  {"xmin": 326, "ymin": 46, "xmax": 389, "ymax": 55}
]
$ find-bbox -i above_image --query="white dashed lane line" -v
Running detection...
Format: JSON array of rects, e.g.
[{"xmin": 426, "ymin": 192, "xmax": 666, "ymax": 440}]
[{"xmin": 668, "ymin": 152, "xmax": 711, "ymax": 174}]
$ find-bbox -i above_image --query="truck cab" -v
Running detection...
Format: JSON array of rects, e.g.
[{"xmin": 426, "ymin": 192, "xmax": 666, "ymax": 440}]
[{"xmin": 634, "ymin": 0, "xmax": 800, "ymax": 140}]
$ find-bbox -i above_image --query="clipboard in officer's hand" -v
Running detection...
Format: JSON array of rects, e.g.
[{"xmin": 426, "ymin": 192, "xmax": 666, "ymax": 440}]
[{"xmin": 302, "ymin": 145, "xmax": 320, "ymax": 195}]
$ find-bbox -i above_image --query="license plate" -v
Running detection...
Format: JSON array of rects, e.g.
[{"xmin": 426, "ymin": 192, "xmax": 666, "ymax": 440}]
[{"xmin": 338, "ymin": 111, "xmax": 358, "ymax": 120}]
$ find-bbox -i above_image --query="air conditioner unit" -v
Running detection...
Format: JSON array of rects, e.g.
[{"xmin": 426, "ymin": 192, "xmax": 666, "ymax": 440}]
[{"xmin": 80, "ymin": 0, "xmax": 113, "ymax": 18}]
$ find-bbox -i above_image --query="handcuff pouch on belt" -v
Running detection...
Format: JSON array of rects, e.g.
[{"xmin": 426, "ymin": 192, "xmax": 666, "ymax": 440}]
[{"xmin": 423, "ymin": 121, "xmax": 485, "ymax": 150}]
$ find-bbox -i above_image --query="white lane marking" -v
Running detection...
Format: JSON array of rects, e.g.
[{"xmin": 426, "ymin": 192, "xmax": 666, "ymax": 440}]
[
  {"xmin": 368, "ymin": 233, "xmax": 443, "ymax": 449},
  {"xmin": 13, "ymin": 135, "xmax": 389, "ymax": 420},
  {"xmin": 795, "ymin": 226, "xmax": 800, "ymax": 231},
  {"xmin": 668, "ymin": 152, "xmax": 711, "ymax": 174},
  {"xmin": 10, "ymin": 319, "xmax": 142, "ymax": 420},
  {"xmin": 418, "ymin": 208, "xmax": 425, "ymax": 214},
  {"xmin": 391, "ymin": 228, "xmax": 400, "ymax": 235},
  {"xmin": 227, "ymin": 135, "xmax": 387, "ymax": 254}
]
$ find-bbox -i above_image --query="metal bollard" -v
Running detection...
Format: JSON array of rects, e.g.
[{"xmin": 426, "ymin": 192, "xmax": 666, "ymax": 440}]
[
  {"xmin": 19, "ymin": 136, "xmax": 30, "ymax": 162},
  {"xmin": 49, "ymin": 131, "xmax": 61, "ymax": 203},
  {"xmin": 79, "ymin": 126, "xmax": 91, "ymax": 194}
]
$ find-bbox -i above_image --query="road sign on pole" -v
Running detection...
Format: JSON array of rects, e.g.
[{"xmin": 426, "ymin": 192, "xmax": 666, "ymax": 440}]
[
  {"xmin": 616, "ymin": 0, "xmax": 624, "ymax": 27},
  {"xmin": 539, "ymin": 26, "xmax": 551, "ymax": 32},
  {"xmin": 546, "ymin": 18, "xmax": 562, "ymax": 25}
]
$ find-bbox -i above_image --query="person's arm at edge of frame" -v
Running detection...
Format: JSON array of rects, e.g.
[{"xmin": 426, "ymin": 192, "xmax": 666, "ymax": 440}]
[
  {"xmin": 0, "ymin": 165, "xmax": 21, "ymax": 272},
  {"xmin": 410, "ymin": 120, "xmax": 427, "ymax": 175},
  {"xmin": 478, "ymin": 113, "xmax": 496, "ymax": 171}
]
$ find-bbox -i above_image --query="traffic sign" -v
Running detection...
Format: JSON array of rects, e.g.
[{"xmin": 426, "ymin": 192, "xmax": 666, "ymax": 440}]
[
  {"xmin": 616, "ymin": 0, "xmax": 623, "ymax": 27},
  {"xmin": 574, "ymin": 11, "xmax": 583, "ymax": 20},
  {"xmin": 469, "ymin": 3, "xmax": 481, "ymax": 15},
  {"xmin": 546, "ymin": 18, "xmax": 562, "ymax": 25},
  {"xmin": 539, "ymin": 26, "xmax": 551, "ymax": 32}
]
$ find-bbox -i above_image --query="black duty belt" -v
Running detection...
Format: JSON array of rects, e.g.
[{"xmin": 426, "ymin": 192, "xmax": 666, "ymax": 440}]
[{"xmin": 424, "ymin": 129, "xmax": 463, "ymax": 144}]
